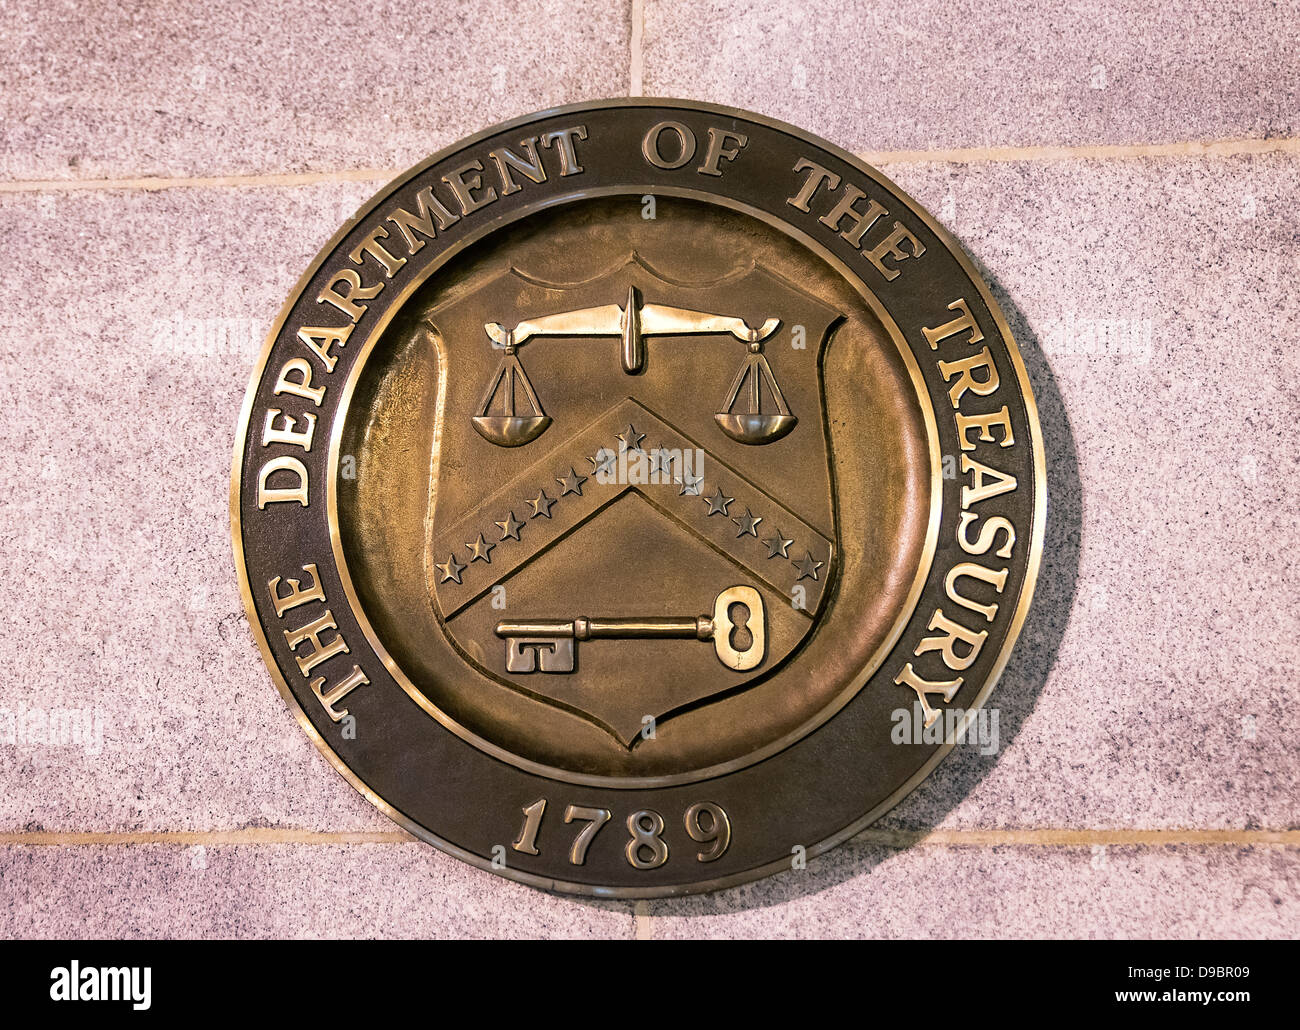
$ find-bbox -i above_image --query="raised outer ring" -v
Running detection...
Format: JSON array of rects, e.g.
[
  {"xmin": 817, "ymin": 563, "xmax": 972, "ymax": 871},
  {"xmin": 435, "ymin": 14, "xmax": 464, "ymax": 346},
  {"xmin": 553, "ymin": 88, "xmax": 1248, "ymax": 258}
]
[{"xmin": 230, "ymin": 98, "xmax": 1048, "ymax": 897}]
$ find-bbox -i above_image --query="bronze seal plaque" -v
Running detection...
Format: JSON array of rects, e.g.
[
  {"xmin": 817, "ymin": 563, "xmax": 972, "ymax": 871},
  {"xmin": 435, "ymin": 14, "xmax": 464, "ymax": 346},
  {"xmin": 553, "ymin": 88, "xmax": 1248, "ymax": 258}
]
[{"xmin": 232, "ymin": 100, "xmax": 1045, "ymax": 896}]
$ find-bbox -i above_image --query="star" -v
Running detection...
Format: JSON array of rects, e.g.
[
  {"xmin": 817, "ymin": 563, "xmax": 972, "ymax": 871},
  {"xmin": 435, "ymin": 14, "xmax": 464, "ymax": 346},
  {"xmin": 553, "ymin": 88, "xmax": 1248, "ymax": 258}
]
[
  {"xmin": 731, "ymin": 507, "xmax": 762, "ymax": 537},
  {"xmin": 793, "ymin": 550, "xmax": 824, "ymax": 582},
  {"xmin": 704, "ymin": 486, "xmax": 733, "ymax": 516},
  {"xmin": 588, "ymin": 449, "xmax": 616, "ymax": 475},
  {"xmin": 763, "ymin": 531, "xmax": 794, "ymax": 559},
  {"xmin": 527, "ymin": 489, "xmax": 556, "ymax": 518},
  {"xmin": 647, "ymin": 449, "xmax": 673, "ymax": 476},
  {"xmin": 616, "ymin": 423, "xmax": 646, "ymax": 452},
  {"xmin": 677, "ymin": 470, "xmax": 704, "ymax": 496},
  {"xmin": 435, "ymin": 553, "xmax": 466, "ymax": 584},
  {"xmin": 556, "ymin": 466, "xmax": 588, "ymax": 497},
  {"xmin": 494, "ymin": 511, "xmax": 523, "ymax": 541},
  {"xmin": 466, "ymin": 532, "xmax": 495, "ymax": 563}
]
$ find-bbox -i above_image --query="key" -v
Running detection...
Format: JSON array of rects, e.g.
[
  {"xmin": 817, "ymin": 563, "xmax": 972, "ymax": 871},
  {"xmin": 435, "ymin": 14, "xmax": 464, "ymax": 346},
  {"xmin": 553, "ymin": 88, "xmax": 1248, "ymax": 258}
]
[{"xmin": 495, "ymin": 585, "xmax": 766, "ymax": 672}]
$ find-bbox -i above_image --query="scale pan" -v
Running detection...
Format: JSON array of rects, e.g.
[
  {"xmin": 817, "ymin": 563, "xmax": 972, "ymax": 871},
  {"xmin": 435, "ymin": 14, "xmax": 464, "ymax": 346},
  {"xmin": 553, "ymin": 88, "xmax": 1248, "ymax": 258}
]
[
  {"xmin": 714, "ymin": 412, "xmax": 797, "ymax": 445},
  {"xmin": 472, "ymin": 415, "xmax": 552, "ymax": 447}
]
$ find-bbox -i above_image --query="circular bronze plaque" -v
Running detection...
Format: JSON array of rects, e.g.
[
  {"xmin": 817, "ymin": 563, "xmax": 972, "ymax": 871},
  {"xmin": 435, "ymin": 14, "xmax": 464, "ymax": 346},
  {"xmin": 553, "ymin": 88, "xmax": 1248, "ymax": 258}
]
[{"xmin": 232, "ymin": 100, "xmax": 1045, "ymax": 896}]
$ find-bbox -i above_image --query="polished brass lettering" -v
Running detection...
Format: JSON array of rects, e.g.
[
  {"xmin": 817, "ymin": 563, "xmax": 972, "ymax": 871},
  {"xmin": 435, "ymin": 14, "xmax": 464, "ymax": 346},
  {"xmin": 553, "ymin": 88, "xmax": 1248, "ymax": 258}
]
[
  {"xmin": 697, "ymin": 127, "xmax": 748, "ymax": 177},
  {"xmin": 922, "ymin": 298, "xmax": 983, "ymax": 350},
  {"xmin": 297, "ymin": 323, "xmax": 354, "ymax": 374},
  {"xmin": 642, "ymin": 120, "xmax": 696, "ymax": 169},
  {"xmin": 317, "ymin": 269, "xmax": 382, "ymax": 323},
  {"xmin": 626, "ymin": 810, "xmax": 669, "ymax": 869},
  {"xmin": 385, "ymin": 185, "xmax": 461, "ymax": 254},
  {"xmin": 264, "ymin": 565, "xmax": 368, "ymax": 721},
  {"xmin": 488, "ymin": 136, "xmax": 548, "ymax": 195},
  {"xmin": 944, "ymin": 562, "xmax": 1009, "ymax": 623},
  {"xmin": 563, "ymin": 804, "xmax": 612, "ymax": 865},
  {"xmin": 283, "ymin": 610, "xmax": 350, "ymax": 676},
  {"xmin": 894, "ymin": 663, "xmax": 963, "ymax": 729},
  {"xmin": 267, "ymin": 563, "xmax": 326, "ymax": 618},
  {"xmin": 538, "ymin": 125, "xmax": 588, "ymax": 175},
  {"xmin": 262, "ymin": 408, "xmax": 316, "ymax": 452},
  {"xmin": 311, "ymin": 664, "xmax": 368, "ymax": 722},
  {"xmin": 939, "ymin": 346, "xmax": 1000, "ymax": 408},
  {"xmin": 957, "ymin": 511, "xmax": 1017, "ymax": 559},
  {"xmin": 788, "ymin": 157, "xmax": 924, "ymax": 280},
  {"xmin": 961, "ymin": 454, "xmax": 1018, "ymax": 508},
  {"xmin": 819, "ymin": 182, "xmax": 888, "ymax": 248},
  {"xmin": 786, "ymin": 157, "xmax": 840, "ymax": 212},
  {"xmin": 684, "ymin": 802, "xmax": 731, "ymax": 862},
  {"xmin": 915, "ymin": 608, "xmax": 988, "ymax": 672},
  {"xmin": 864, "ymin": 222, "xmax": 926, "ymax": 281},
  {"xmin": 257, "ymin": 455, "xmax": 309, "ymax": 508},
  {"xmin": 955, "ymin": 407, "xmax": 1015, "ymax": 450},
  {"xmin": 349, "ymin": 226, "xmax": 407, "ymax": 278},
  {"xmin": 512, "ymin": 798, "xmax": 546, "ymax": 856},
  {"xmin": 508, "ymin": 798, "xmax": 731, "ymax": 868},
  {"xmin": 273, "ymin": 357, "xmax": 325, "ymax": 406},
  {"xmin": 442, "ymin": 159, "xmax": 498, "ymax": 216}
]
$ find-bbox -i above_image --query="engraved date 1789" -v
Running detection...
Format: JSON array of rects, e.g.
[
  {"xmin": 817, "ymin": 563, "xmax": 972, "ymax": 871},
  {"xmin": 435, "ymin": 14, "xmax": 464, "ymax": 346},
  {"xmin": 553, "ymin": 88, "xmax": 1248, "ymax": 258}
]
[{"xmin": 511, "ymin": 799, "xmax": 732, "ymax": 868}]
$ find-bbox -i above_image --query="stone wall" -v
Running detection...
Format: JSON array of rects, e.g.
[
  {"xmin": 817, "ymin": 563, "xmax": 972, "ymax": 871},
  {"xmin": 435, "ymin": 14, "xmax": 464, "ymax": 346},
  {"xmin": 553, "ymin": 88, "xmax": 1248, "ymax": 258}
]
[{"xmin": 1, "ymin": 0, "xmax": 1296, "ymax": 938}]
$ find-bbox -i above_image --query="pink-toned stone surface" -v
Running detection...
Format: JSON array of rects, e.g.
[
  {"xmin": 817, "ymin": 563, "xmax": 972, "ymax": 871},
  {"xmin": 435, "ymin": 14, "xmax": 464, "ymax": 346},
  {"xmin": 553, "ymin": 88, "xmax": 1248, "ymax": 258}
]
[
  {"xmin": 643, "ymin": 844, "xmax": 1300, "ymax": 939},
  {"xmin": 0, "ymin": 183, "xmax": 394, "ymax": 835},
  {"xmin": 0, "ymin": 0, "xmax": 1297, "ymax": 938},
  {"xmin": 0, "ymin": 0, "xmax": 633, "ymax": 180},
  {"xmin": 0, "ymin": 842, "xmax": 1291, "ymax": 939},
  {"xmin": 0, "ymin": 844, "xmax": 632, "ymax": 939},
  {"xmin": 643, "ymin": 0, "xmax": 1300, "ymax": 151}
]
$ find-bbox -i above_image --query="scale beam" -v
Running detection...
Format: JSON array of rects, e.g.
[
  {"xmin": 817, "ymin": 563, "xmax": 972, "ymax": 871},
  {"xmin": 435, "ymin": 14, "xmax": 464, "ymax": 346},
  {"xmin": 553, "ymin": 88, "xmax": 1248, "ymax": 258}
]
[
  {"xmin": 484, "ymin": 286, "xmax": 781, "ymax": 374},
  {"xmin": 475, "ymin": 287, "xmax": 795, "ymax": 447}
]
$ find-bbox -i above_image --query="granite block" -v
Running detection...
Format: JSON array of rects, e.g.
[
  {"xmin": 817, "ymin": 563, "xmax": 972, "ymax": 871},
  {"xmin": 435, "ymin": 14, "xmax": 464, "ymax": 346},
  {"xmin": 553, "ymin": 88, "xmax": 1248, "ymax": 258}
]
[
  {"xmin": 0, "ymin": 182, "xmax": 392, "ymax": 832},
  {"xmin": 644, "ymin": 843, "xmax": 1300, "ymax": 938},
  {"xmin": 642, "ymin": 0, "xmax": 1300, "ymax": 151},
  {"xmin": 0, "ymin": 0, "xmax": 632, "ymax": 182},
  {"xmin": 0, "ymin": 843, "xmax": 632, "ymax": 938}
]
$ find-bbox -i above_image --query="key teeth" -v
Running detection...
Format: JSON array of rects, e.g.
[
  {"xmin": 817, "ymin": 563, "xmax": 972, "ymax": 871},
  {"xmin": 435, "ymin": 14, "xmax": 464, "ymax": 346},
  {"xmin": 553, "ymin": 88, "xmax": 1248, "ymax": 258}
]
[{"xmin": 505, "ymin": 637, "xmax": 576, "ymax": 674}]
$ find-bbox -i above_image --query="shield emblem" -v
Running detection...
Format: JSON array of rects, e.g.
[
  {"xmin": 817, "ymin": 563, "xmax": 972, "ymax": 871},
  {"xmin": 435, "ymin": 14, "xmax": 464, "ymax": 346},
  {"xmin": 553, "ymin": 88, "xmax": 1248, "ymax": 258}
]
[{"xmin": 424, "ymin": 253, "xmax": 842, "ymax": 747}]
